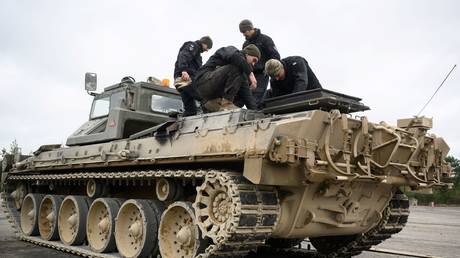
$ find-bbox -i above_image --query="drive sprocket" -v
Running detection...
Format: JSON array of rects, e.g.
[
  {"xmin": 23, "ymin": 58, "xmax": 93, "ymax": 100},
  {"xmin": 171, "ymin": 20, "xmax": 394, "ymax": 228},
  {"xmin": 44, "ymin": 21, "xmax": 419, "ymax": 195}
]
[{"xmin": 194, "ymin": 171, "xmax": 280, "ymax": 257}]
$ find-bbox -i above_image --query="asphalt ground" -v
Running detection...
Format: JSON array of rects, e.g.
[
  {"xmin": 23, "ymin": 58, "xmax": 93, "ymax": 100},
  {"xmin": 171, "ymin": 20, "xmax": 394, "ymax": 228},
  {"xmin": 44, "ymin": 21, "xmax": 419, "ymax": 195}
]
[
  {"xmin": 355, "ymin": 205, "xmax": 460, "ymax": 258},
  {"xmin": 1, "ymin": 199, "xmax": 459, "ymax": 258},
  {"xmin": 0, "ymin": 198, "xmax": 78, "ymax": 258}
]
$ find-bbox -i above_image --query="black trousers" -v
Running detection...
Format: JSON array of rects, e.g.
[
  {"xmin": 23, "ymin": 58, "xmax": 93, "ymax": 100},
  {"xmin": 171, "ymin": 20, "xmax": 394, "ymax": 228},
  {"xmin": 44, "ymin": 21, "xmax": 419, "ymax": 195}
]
[
  {"xmin": 178, "ymin": 85, "xmax": 199, "ymax": 116},
  {"xmin": 196, "ymin": 65, "xmax": 257, "ymax": 110}
]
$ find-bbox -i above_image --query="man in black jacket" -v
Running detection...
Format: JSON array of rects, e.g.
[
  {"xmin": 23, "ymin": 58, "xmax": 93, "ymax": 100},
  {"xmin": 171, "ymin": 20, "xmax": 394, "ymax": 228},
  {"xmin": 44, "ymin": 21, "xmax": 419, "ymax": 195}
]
[
  {"xmin": 173, "ymin": 36, "xmax": 213, "ymax": 116},
  {"xmin": 240, "ymin": 19, "xmax": 280, "ymax": 106},
  {"xmin": 264, "ymin": 56, "xmax": 322, "ymax": 98},
  {"xmin": 195, "ymin": 44, "xmax": 260, "ymax": 112}
]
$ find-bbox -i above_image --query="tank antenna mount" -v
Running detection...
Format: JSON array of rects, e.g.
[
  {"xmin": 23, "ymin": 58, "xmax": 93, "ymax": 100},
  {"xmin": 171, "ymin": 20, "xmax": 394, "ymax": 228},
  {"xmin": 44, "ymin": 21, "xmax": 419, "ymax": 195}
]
[{"xmin": 417, "ymin": 64, "xmax": 456, "ymax": 116}]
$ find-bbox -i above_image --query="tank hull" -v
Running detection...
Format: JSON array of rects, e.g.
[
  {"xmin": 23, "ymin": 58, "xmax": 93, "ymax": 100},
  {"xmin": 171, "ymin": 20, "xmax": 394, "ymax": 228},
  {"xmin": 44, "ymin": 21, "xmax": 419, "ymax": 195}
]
[{"xmin": 3, "ymin": 108, "xmax": 450, "ymax": 257}]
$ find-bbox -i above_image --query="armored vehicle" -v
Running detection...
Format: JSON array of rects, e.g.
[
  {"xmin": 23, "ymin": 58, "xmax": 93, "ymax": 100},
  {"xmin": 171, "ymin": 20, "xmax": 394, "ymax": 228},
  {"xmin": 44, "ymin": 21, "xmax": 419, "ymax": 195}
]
[{"xmin": 1, "ymin": 73, "xmax": 451, "ymax": 258}]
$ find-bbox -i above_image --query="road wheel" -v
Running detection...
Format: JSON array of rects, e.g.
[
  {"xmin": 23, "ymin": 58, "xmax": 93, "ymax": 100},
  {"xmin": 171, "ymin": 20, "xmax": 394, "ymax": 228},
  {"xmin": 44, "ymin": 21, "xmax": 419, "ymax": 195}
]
[
  {"xmin": 87, "ymin": 198, "xmax": 123, "ymax": 253},
  {"xmin": 38, "ymin": 195, "xmax": 65, "ymax": 240},
  {"xmin": 58, "ymin": 195, "xmax": 91, "ymax": 245},
  {"xmin": 20, "ymin": 193, "xmax": 44, "ymax": 236},
  {"xmin": 115, "ymin": 199, "xmax": 162, "ymax": 258},
  {"xmin": 159, "ymin": 201, "xmax": 207, "ymax": 258}
]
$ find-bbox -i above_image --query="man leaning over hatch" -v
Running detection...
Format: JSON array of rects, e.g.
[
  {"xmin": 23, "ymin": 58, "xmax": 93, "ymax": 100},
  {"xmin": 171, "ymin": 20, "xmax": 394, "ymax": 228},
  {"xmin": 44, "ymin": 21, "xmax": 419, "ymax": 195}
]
[
  {"xmin": 240, "ymin": 19, "xmax": 280, "ymax": 106},
  {"xmin": 264, "ymin": 56, "xmax": 322, "ymax": 99},
  {"xmin": 194, "ymin": 44, "xmax": 261, "ymax": 112},
  {"xmin": 173, "ymin": 36, "xmax": 213, "ymax": 116}
]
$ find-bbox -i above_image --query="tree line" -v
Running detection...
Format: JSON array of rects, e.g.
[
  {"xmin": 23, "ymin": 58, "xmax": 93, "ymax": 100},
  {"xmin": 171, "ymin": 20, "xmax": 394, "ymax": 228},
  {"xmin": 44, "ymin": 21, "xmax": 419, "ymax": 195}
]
[{"xmin": 406, "ymin": 156, "xmax": 460, "ymax": 205}]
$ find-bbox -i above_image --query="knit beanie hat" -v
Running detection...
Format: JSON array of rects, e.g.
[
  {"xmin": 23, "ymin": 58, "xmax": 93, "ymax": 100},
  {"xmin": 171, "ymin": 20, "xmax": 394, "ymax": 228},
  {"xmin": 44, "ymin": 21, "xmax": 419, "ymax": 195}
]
[
  {"xmin": 199, "ymin": 36, "xmax": 213, "ymax": 49},
  {"xmin": 242, "ymin": 44, "xmax": 261, "ymax": 59},
  {"xmin": 239, "ymin": 19, "xmax": 254, "ymax": 33},
  {"xmin": 264, "ymin": 59, "xmax": 284, "ymax": 77}
]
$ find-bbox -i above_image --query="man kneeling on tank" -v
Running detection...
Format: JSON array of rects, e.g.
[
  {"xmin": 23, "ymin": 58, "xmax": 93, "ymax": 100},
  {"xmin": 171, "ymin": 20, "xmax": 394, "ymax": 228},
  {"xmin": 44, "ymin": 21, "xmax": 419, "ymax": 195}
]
[
  {"xmin": 263, "ymin": 56, "xmax": 322, "ymax": 99},
  {"xmin": 194, "ymin": 44, "xmax": 261, "ymax": 112}
]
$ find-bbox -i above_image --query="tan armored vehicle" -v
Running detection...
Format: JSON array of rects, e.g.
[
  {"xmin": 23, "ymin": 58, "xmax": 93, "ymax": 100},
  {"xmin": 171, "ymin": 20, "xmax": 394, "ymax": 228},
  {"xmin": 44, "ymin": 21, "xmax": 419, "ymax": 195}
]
[{"xmin": 1, "ymin": 73, "xmax": 451, "ymax": 258}]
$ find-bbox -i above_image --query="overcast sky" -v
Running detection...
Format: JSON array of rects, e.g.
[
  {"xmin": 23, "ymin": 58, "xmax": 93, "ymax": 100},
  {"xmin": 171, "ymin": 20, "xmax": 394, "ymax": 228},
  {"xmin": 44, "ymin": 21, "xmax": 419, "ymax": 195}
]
[{"xmin": 1, "ymin": 0, "xmax": 459, "ymax": 158}]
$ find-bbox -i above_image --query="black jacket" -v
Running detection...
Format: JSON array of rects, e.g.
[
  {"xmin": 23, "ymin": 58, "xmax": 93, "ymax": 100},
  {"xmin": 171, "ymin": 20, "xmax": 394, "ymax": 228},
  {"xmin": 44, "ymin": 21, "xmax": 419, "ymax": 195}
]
[
  {"xmin": 195, "ymin": 46, "xmax": 253, "ymax": 81},
  {"xmin": 174, "ymin": 41, "xmax": 203, "ymax": 78},
  {"xmin": 242, "ymin": 29, "xmax": 280, "ymax": 73},
  {"xmin": 270, "ymin": 56, "xmax": 322, "ymax": 97}
]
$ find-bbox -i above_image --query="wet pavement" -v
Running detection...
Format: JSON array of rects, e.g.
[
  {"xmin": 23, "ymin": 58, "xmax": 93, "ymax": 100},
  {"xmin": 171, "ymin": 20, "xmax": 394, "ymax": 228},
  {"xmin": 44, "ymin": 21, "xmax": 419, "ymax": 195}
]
[{"xmin": 1, "ymin": 198, "xmax": 459, "ymax": 258}]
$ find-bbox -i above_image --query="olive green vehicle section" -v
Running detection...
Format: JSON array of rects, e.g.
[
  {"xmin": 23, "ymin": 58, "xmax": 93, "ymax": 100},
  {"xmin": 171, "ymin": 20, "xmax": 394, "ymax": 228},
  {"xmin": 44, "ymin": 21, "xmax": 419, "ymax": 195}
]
[
  {"xmin": 66, "ymin": 79, "xmax": 182, "ymax": 146},
  {"xmin": 2, "ymin": 78, "xmax": 452, "ymax": 258}
]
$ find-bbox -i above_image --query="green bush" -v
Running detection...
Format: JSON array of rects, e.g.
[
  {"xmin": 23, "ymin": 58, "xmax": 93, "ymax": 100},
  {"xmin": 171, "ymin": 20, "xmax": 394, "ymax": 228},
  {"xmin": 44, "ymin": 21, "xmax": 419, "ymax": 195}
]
[{"xmin": 406, "ymin": 155, "xmax": 460, "ymax": 205}]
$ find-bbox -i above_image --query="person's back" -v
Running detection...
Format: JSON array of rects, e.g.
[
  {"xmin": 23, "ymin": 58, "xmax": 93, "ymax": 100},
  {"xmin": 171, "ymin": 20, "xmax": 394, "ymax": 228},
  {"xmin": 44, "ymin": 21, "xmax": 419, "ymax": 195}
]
[
  {"xmin": 195, "ymin": 45, "xmax": 261, "ymax": 112},
  {"xmin": 267, "ymin": 56, "xmax": 322, "ymax": 98},
  {"xmin": 196, "ymin": 46, "xmax": 245, "ymax": 80}
]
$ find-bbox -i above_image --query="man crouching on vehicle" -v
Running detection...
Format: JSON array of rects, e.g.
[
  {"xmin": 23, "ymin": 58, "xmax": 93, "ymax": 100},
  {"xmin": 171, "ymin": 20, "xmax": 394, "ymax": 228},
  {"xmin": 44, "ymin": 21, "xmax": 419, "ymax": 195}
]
[{"xmin": 194, "ymin": 44, "xmax": 261, "ymax": 112}]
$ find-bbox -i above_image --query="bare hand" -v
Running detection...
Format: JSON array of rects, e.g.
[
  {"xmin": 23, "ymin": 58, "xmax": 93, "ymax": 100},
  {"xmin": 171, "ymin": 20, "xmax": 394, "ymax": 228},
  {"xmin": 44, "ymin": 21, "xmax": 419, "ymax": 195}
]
[
  {"xmin": 181, "ymin": 71, "xmax": 190, "ymax": 81},
  {"xmin": 249, "ymin": 72, "xmax": 257, "ymax": 90}
]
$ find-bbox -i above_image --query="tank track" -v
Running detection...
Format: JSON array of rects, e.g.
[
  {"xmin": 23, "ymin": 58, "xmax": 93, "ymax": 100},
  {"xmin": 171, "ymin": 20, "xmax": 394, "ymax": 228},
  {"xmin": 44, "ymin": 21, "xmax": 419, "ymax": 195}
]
[
  {"xmin": 255, "ymin": 191, "xmax": 410, "ymax": 258},
  {"xmin": 196, "ymin": 172, "xmax": 280, "ymax": 258},
  {"xmin": 2, "ymin": 169, "xmax": 280, "ymax": 258}
]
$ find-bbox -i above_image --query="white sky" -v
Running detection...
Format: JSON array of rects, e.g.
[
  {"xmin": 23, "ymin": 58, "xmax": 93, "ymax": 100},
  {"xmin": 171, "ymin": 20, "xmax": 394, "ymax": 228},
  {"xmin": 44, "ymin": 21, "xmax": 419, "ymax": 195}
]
[{"xmin": 1, "ymin": 0, "xmax": 459, "ymax": 157}]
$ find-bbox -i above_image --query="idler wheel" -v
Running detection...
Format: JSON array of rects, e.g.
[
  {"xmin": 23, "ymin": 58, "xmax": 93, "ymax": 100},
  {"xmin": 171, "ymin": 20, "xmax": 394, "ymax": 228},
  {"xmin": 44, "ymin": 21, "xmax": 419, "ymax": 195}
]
[
  {"xmin": 11, "ymin": 183, "xmax": 27, "ymax": 210},
  {"xmin": 20, "ymin": 193, "xmax": 44, "ymax": 236},
  {"xmin": 159, "ymin": 202, "xmax": 207, "ymax": 258},
  {"xmin": 115, "ymin": 199, "xmax": 164, "ymax": 258},
  {"xmin": 87, "ymin": 198, "xmax": 124, "ymax": 253},
  {"xmin": 38, "ymin": 195, "xmax": 65, "ymax": 240},
  {"xmin": 58, "ymin": 195, "xmax": 91, "ymax": 245}
]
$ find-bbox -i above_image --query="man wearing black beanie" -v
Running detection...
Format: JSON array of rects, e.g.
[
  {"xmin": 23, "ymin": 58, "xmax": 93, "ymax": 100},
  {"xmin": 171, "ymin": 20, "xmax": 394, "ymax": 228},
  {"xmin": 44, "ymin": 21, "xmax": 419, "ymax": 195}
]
[{"xmin": 239, "ymin": 19, "xmax": 280, "ymax": 106}]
